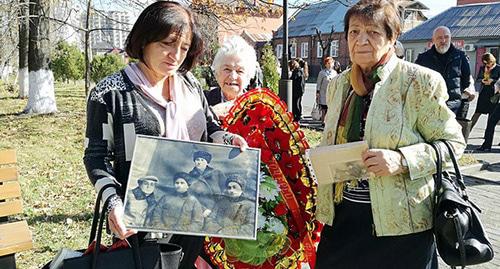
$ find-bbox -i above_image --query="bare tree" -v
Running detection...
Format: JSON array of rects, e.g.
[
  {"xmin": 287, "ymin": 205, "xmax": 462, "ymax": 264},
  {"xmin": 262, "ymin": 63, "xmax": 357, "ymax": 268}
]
[
  {"xmin": 24, "ymin": 0, "xmax": 57, "ymax": 114},
  {"xmin": 315, "ymin": 25, "xmax": 336, "ymax": 68}
]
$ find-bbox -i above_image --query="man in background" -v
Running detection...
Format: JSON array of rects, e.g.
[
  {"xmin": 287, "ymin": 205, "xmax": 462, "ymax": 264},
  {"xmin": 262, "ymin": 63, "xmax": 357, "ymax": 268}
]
[{"xmin": 415, "ymin": 26, "xmax": 472, "ymax": 116}]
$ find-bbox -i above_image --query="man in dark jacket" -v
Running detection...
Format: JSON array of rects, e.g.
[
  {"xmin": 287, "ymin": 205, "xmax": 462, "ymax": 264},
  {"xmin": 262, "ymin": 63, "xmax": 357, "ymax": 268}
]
[{"xmin": 415, "ymin": 26, "xmax": 471, "ymax": 116}]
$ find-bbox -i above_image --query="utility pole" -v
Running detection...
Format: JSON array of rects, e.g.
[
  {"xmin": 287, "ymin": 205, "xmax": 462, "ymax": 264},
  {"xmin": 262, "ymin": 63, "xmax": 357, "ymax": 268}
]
[{"xmin": 278, "ymin": 0, "xmax": 292, "ymax": 112}]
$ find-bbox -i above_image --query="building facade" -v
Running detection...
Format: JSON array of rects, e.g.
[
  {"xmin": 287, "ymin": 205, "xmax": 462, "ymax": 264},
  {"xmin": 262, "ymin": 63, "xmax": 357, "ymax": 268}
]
[
  {"xmin": 272, "ymin": 0, "xmax": 428, "ymax": 81},
  {"xmin": 89, "ymin": 10, "xmax": 131, "ymax": 54}
]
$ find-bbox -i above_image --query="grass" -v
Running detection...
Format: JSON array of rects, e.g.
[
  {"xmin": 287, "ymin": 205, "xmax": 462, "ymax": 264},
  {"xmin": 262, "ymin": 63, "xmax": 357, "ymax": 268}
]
[
  {"xmin": 0, "ymin": 81, "xmax": 94, "ymax": 269},
  {"xmin": 0, "ymin": 80, "xmax": 477, "ymax": 268}
]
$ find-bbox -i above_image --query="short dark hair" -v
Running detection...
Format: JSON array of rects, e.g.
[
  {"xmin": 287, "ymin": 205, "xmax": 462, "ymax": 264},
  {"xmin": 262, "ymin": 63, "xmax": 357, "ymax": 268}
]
[
  {"xmin": 125, "ymin": 1, "xmax": 203, "ymax": 73},
  {"xmin": 344, "ymin": 0, "xmax": 401, "ymax": 41}
]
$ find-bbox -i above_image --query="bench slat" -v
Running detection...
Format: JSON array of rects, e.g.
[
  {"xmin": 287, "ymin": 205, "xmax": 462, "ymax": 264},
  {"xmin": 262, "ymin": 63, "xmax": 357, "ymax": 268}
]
[
  {"xmin": 0, "ymin": 200, "xmax": 23, "ymax": 218},
  {"xmin": 0, "ymin": 150, "xmax": 16, "ymax": 166},
  {"xmin": 0, "ymin": 181, "xmax": 21, "ymax": 200},
  {"xmin": 0, "ymin": 220, "xmax": 33, "ymax": 256},
  {"xmin": 0, "ymin": 167, "xmax": 17, "ymax": 183}
]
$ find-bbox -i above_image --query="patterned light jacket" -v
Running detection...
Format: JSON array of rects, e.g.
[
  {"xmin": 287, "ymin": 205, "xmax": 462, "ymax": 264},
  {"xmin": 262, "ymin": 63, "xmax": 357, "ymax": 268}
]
[{"xmin": 317, "ymin": 56, "xmax": 466, "ymax": 236}]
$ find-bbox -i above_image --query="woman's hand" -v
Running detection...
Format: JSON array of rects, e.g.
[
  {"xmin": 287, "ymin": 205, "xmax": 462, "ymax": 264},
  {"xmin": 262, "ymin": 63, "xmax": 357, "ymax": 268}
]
[
  {"xmin": 231, "ymin": 133, "xmax": 248, "ymax": 152},
  {"xmin": 108, "ymin": 204, "xmax": 137, "ymax": 239},
  {"xmin": 482, "ymin": 78, "xmax": 493, "ymax": 86},
  {"xmin": 362, "ymin": 149, "xmax": 406, "ymax": 177}
]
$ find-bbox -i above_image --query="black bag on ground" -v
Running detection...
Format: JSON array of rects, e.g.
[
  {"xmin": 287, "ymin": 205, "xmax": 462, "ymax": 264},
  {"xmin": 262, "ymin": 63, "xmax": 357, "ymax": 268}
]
[
  {"xmin": 431, "ymin": 141, "xmax": 494, "ymax": 267},
  {"xmin": 63, "ymin": 183, "xmax": 161, "ymax": 269}
]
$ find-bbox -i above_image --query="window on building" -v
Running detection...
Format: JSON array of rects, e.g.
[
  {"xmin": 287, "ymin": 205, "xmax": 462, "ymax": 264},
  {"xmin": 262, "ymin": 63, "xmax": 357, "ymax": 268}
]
[
  {"xmin": 290, "ymin": 43, "xmax": 297, "ymax": 58},
  {"xmin": 301, "ymin": 42, "xmax": 308, "ymax": 58},
  {"xmin": 276, "ymin": 44, "xmax": 283, "ymax": 59},
  {"xmin": 330, "ymin": 40, "xmax": 339, "ymax": 57},
  {"xmin": 317, "ymin": 41, "xmax": 323, "ymax": 58},
  {"xmin": 405, "ymin": 48, "xmax": 413, "ymax": 62}
]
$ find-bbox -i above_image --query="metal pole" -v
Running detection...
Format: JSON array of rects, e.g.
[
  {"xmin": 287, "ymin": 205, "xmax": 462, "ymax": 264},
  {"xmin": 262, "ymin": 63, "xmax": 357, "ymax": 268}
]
[{"xmin": 279, "ymin": 0, "xmax": 293, "ymax": 113}]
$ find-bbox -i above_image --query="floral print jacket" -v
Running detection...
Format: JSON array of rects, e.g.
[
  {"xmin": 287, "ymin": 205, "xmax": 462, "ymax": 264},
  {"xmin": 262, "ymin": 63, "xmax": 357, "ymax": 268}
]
[{"xmin": 317, "ymin": 56, "xmax": 466, "ymax": 236}]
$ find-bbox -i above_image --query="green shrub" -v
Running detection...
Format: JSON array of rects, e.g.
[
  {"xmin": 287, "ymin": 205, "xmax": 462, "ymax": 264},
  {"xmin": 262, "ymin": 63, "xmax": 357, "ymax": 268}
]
[
  {"xmin": 50, "ymin": 41, "xmax": 84, "ymax": 82},
  {"xmin": 90, "ymin": 53, "xmax": 126, "ymax": 82},
  {"xmin": 260, "ymin": 43, "xmax": 280, "ymax": 94}
]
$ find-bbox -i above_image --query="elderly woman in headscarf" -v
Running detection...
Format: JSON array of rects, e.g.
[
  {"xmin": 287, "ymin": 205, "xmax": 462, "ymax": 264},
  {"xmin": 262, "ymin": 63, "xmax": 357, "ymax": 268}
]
[
  {"xmin": 315, "ymin": 1, "xmax": 465, "ymax": 268},
  {"xmin": 204, "ymin": 35, "xmax": 257, "ymax": 120}
]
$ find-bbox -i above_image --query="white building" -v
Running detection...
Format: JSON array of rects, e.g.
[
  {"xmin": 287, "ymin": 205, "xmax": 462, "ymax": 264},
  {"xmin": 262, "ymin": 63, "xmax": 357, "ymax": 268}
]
[{"xmin": 90, "ymin": 10, "xmax": 131, "ymax": 54}]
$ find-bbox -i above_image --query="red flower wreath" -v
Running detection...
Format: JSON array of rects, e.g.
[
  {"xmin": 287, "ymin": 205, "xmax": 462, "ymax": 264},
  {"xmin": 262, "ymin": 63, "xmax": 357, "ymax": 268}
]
[{"xmin": 204, "ymin": 88, "xmax": 322, "ymax": 268}]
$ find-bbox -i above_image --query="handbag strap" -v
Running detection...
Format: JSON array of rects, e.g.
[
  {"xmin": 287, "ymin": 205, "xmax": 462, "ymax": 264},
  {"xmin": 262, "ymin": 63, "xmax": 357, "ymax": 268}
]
[
  {"xmin": 430, "ymin": 141, "xmax": 444, "ymax": 194},
  {"xmin": 439, "ymin": 140, "xmax": 481, "ymax": 212},
  {"xmin": 90, "ymin": 185, "xmax": 144, "ymax": 269},
  {"xmin": 89, "ymin": 183, "xmax": 117, "ymax": 245}
]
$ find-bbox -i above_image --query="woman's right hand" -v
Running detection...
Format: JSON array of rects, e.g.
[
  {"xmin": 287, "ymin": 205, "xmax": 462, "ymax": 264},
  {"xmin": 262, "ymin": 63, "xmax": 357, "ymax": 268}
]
[{"xmin": 108, "ymin": 204, "xmax": 137, "ymax": 239}]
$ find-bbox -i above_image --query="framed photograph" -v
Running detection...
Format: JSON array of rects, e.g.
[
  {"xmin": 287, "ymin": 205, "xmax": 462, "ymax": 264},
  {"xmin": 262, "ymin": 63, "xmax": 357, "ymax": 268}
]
[{"xmin": 123, "ymin": 135, "xmax": 261, "ymax": 240}]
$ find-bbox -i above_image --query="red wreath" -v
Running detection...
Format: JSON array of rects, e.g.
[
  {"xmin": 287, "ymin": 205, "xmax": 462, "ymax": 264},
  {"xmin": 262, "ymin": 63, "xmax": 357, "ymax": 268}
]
[{"xmin": 204, "ymin": 88, "xmax": 322, "ymax": 268}]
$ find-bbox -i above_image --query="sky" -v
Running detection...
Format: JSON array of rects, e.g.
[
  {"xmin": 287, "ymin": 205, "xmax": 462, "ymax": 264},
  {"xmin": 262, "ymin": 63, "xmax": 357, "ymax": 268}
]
[{"xmin": 275, "ymin": 0, "xmax": 457, "ymax": 18}]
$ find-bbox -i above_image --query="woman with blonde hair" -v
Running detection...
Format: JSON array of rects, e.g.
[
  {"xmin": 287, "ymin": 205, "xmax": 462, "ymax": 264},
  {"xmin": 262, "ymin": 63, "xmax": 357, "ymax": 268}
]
[{"xmin": 470, "ymin": 53, "xmax": 500, "ymax": 131}]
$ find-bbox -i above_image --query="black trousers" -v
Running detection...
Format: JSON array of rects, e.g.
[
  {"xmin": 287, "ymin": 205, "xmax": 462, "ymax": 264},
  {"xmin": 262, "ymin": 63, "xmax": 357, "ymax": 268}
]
[
  {"xmin": 316, "ymin": 200, "xmax": 437, "ymax": 269},
  {"xmin": 482, "ymin": 103, "xmax": 500, "ymax": 149}
]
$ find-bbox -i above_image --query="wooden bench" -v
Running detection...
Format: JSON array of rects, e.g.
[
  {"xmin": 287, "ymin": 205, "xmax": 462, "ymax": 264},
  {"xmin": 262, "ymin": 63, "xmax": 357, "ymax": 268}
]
[{"xmin": 0, "ymin": 149, "xmax": 33, "ymax": 268}]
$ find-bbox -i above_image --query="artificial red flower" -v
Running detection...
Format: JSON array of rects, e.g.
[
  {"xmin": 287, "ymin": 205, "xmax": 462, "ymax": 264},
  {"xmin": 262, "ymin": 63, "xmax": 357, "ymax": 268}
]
[
  {"xmin": 265, "ymin": 128, "xmax": 291, "ymax": 153},
  {"xmin": 246, "ymin": 130, "xmax": 268, "ymax": 149},
  {"xmin": 277, "ymin": 151, "xmax": 302, "ymax": 179},
  {"xmin": 246, "ymin": 103, "xmax": 275, "ymax": 130},
  {"xmin": 274, "ymin": 202, "xmax": 288, "ymax": 216},
  {"xmin": 227, "ymin": 119, "xmax": 253, "ymax": 138}
]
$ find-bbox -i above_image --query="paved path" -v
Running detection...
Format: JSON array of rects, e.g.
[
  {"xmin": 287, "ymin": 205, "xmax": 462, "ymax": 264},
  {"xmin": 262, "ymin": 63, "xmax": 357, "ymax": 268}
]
[{"xmin": 299, "ymin": 82, "xmax": 500, "ymax": 268}]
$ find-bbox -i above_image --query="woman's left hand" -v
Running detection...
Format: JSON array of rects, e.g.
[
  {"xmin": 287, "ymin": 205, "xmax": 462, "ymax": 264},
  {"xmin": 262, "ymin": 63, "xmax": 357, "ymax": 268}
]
[
  {"xmin": 231, "ymin": 133, "xmax": 248, "ymax": 151},
  {"xmin": 362, "ymin": 149, "xmax": 405, "ymax": 177}
]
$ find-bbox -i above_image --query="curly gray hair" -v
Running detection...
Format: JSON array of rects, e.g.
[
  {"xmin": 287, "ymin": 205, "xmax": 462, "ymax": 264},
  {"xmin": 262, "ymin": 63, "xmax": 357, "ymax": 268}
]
[{"xmin": 211, "ymin": 35, "xmax": 257, "ymax": 89}]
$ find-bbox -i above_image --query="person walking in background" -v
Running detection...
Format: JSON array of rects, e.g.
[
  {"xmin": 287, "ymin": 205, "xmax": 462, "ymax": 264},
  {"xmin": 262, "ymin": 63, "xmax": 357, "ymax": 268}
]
[
  {"xmin": 82, "ymin": 2, "xmax": 247, "ymax": 268},
  {"xmin": 315, "ymin": 1, "xmax": 465, "ymax": 268},
  {"xmin": 415, "ymin": 25, "xmax": 471, "ymax": 116},
  {"xmin": 204, "ymin": 35, "xmax": 257, "ymax": 120},
  {"xmin": 470, "ymin": 53, "xmax": 500, "ymax": 130},
  {"xmin": 297, "ymin": 58, "xmax": 309, "ymax": 82},
  {"xmin": 478, "ymin": 79, "xmax": 500, "ymax": 151},
  {"xmin": 334, "ymin": 61, "xmax": 342, "ymax": 74},
  {"xmin": 290, "ymin": 59, "xmax": 305, "ymax": 121},
  {"xmin": 316, "ymin": 56, "xmax": 338, "ymax": 122}
]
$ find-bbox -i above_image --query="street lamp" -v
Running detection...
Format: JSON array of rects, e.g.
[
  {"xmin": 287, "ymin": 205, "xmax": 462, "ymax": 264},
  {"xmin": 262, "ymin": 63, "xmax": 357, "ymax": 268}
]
[{"xmin": 279, "ymin": 0, "xmax": 292, "ymax": 112}]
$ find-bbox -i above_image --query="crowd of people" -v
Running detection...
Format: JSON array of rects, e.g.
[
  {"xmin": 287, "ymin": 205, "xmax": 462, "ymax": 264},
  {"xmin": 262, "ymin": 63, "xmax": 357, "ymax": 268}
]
[{"xmin": 82, "ymin": 0, "xmax": 498, "ymax": 268}]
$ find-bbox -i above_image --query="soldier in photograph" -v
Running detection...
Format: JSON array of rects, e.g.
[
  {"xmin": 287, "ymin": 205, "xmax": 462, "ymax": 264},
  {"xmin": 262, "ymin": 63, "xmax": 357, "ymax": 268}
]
[
  {"xmin": 188, "ymin": 150, "xmax": 226, "ymax": 216},
  {"xmin": 204, "ymin": 174, "xmax": 255, "ymax": 237},
  {"xmin": 151, "ymin": 172, "xmax": 203, "ymax": 232},
  {"xmin": 124, "ymin": 175, "xmax": 158, "ymax": 227}
]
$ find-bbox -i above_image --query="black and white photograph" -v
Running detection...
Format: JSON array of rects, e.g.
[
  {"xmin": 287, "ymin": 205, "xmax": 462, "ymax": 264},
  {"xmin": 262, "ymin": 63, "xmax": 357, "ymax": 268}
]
[{"xmin": 123, "ymin": 135, "xmax": 260, "ymax": 240}]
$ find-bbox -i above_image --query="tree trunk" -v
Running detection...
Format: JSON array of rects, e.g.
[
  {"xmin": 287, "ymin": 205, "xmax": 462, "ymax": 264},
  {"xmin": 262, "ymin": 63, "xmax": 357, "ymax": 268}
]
[
  {"xmin": 84, "ymin": 0, "xmax": 92, "ymax": 95},
  {"xmin": 18, "ymin": 0, "xmax": 29, "ymax": 98},
  {"xmin": 25, "ymin": 0, "xmax": 57, "ymax": 114}
]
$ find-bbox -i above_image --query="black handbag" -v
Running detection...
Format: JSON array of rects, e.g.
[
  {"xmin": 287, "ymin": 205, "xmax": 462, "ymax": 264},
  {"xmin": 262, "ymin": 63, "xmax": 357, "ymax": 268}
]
[
  {"xmin": 431, "ymin": 141, "xmax": 494, "ymax": 268},
  {"xmin": 62, "ymin": 184, "xmax": 161, "ymax": 269}
]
